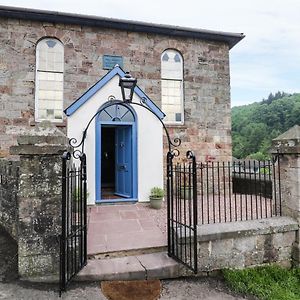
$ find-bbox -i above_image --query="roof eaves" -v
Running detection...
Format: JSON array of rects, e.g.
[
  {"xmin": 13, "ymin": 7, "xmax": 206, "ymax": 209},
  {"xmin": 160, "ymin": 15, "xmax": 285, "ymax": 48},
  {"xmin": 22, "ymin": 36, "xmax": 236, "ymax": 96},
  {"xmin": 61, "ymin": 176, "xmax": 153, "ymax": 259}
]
[{"xmin": 0, "ymin": 5, "xmax": 245, "ymax": 49}]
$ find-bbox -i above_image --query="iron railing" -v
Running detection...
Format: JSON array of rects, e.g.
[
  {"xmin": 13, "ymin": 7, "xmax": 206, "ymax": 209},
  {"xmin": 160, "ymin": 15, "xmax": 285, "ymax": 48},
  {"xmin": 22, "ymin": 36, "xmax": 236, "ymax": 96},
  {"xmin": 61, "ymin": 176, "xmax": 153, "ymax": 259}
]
[
  {"xmin": 197, "ymin": 158, "xmax": 282, "ymax": 225},
  {"xmin": 59, "ymin": 152, "xmax": 87, "ymax": 296}
]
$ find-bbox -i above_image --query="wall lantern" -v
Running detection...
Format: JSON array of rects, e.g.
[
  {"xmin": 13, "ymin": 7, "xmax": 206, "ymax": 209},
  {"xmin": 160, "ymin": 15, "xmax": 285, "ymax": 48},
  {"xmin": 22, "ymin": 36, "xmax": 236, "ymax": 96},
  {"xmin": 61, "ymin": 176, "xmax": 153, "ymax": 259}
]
[{"xmin": 119, "ymin": 72, "xmax": 137, "ymax": 102}]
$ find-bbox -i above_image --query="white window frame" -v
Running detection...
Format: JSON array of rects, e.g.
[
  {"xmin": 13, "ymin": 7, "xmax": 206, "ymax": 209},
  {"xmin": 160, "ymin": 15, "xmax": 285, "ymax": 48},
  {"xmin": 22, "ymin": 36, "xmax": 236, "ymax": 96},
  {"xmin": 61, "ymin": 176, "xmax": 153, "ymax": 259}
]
[
  {"xmin": 161, "ymin": 49, "xmax": 184, "ymax": 125},
  {"xmin": 35, "ymin": 38, "xmax": 64, "ymax": 123}
]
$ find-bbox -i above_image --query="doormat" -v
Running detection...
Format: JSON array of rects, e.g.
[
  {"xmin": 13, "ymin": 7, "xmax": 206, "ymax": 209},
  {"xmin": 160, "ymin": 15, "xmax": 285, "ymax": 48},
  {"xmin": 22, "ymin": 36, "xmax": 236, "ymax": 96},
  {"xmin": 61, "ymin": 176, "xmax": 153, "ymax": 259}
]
[{"xmin": 101, "ymin": 280, "xmax": 161, "ymax": 300}]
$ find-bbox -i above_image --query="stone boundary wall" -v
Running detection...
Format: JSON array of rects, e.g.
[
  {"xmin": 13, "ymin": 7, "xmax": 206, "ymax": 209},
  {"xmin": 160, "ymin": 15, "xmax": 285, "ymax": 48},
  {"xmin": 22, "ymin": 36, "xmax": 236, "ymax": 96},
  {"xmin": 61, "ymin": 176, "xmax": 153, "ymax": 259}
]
[
  {"xmin": 194, "ymin": 217, "xmax": 299, "ymax": 272},
  {"xmin": 0, "ymin": 159, "xmax": 19, "ymax": 240}
]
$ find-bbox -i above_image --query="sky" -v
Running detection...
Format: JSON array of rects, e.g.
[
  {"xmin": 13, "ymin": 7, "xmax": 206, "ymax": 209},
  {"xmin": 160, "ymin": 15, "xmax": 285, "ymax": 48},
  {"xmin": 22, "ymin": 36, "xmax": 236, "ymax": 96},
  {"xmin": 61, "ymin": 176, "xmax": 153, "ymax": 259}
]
[{"xmin": 1, "ymin": 0, "xmax": 299, "ymax": 107}]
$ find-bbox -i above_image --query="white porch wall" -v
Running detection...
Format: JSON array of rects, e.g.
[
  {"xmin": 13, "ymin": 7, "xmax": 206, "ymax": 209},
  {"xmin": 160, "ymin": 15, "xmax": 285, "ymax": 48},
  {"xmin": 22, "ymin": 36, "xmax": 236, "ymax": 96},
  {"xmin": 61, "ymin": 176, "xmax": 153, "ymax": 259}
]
[{"xmin": 67, "ymin": 75, "xmax": 163, "ymax": 205}]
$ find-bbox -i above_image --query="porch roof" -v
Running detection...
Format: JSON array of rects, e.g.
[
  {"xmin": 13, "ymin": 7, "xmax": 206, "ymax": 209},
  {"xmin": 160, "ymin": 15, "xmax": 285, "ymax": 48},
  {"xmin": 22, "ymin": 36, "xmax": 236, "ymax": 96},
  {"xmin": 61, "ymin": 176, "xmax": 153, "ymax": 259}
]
[{"xmin": 64, "ymin": 65, "xmax": 165, "ymax": 119}]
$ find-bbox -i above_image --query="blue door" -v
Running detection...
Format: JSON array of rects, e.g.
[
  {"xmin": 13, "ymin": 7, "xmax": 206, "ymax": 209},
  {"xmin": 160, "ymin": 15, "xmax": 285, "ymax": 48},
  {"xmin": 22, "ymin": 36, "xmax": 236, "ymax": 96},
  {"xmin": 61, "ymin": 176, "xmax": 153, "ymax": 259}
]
[{"xmin": 115, "ymin": 126, "xmax": 132, "ymax": 198}]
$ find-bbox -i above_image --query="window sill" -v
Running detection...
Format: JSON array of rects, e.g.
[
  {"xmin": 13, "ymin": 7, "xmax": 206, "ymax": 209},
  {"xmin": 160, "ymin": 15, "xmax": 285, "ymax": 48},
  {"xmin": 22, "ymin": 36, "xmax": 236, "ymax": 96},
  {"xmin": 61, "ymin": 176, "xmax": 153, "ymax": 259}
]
[
  {"xmin": 30, "ymin": 120, "xmax": 67, "ymax": 127},
  {"xmin": 165, "ymin": 123, "xmax": 187, "ymax": 129}
]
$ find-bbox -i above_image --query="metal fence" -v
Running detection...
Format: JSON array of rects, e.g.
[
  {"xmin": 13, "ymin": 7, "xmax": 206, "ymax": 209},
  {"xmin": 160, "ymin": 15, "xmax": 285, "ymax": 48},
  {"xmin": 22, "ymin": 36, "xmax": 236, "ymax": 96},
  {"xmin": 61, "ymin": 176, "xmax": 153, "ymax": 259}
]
[{"xmin": 197, "ymin": 159, "xmax": 282, "ymax": 224}]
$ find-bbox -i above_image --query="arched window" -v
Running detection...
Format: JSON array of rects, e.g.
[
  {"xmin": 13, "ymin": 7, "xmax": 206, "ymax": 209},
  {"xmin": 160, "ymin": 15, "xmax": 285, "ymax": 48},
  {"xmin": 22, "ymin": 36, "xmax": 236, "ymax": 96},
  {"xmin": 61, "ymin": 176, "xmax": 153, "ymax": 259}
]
[
  {"xmin": 161, "ymin": 49, "xmax": 184, "ymax": 124},
  {"xmin": 99, "ymin": 103, "xmax": 135, "ymax": 123},
  {"xmin": 35, "ymin": 38, "xmax": 64, "ymax": 122}
]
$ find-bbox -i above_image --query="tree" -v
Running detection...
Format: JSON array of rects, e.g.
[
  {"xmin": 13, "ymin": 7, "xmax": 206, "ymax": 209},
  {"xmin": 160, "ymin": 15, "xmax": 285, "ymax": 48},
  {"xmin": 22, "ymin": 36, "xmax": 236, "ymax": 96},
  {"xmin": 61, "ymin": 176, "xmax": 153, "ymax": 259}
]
[{"xmin": 232, "ymin": 93, "xmax": 300, "ymax": 159}]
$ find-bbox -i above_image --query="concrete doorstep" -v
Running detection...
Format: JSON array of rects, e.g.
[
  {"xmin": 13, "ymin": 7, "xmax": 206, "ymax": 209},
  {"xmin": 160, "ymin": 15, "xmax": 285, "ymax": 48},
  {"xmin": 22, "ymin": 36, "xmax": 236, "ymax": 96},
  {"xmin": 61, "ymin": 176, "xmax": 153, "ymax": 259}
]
[{"xmin": 75, "ymin": 252, "xmax": 180, "ymax": 282}]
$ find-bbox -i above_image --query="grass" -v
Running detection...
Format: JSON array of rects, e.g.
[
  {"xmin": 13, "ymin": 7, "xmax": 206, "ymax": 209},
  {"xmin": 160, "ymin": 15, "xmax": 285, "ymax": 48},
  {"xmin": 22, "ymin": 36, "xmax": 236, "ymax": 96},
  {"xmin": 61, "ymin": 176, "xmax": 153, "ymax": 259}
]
[{"xmin": 223, "ymin": 265, "xmax": 300, "ymax": 300}]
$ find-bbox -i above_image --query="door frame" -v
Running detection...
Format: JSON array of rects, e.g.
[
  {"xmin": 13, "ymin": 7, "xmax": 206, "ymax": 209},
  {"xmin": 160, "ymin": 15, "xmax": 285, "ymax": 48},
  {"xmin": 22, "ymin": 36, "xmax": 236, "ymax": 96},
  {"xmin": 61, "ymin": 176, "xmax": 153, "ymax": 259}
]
[{"xmin": 95, "ymin": 109, "xmax": 138, "ymax": 203}]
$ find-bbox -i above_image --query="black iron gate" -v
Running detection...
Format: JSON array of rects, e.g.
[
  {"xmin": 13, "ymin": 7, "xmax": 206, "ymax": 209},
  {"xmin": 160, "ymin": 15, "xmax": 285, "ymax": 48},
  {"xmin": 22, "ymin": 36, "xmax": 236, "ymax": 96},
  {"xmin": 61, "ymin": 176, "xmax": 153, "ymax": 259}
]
[
  {"xmin": 167, "ymin": 150, "xmax": 198, "ymax": 273},
  {"xmin": 59, "ymin": 151, "xmax": 87, "ymax": 295}
]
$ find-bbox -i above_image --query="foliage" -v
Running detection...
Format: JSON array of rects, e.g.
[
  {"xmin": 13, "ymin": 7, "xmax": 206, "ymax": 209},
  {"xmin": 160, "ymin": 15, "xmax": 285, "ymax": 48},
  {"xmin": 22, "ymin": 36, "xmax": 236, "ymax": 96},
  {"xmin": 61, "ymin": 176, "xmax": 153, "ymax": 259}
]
[
  {"xmin": 262, "ymin": 91, "xmax": 291, "ymax": 104},
  {"xmin": 247, "ymin": 151, "xmax": 269, "ymax": 161},
  {"xmin": 259, "ymin": 167, "xmax": 271, "ymax": 175},
  {"xmin": 150, "ymin": 187, "xmax": 164, "ymax": 198},
  {"xmin": 72, "ymin": 188, "xmax": 89, "ymax": 200},
  {"xmin": 232, "ymin": 92, "xmax": 300, "ymax": 158},
  {"xmin": 223, "ymin": 265, "xmax": 300, "ymax": 300}
]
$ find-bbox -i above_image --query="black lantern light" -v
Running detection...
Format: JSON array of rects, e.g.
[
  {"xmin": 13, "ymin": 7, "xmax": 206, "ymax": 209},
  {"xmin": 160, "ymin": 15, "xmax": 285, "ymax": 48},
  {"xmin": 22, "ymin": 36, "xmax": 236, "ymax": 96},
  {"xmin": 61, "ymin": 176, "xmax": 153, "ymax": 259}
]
[{"xmin": 119, "ymin": 72, "xmax": 137, "ymax": 102}]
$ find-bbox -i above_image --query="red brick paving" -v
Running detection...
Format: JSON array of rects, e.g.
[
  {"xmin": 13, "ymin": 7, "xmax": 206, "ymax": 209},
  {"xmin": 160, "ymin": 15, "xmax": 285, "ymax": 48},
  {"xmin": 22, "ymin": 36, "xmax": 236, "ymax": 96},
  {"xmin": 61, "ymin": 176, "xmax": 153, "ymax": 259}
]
[{"xmin": 87, "ymin": 203, "xmax": 167, "ymax": 255}]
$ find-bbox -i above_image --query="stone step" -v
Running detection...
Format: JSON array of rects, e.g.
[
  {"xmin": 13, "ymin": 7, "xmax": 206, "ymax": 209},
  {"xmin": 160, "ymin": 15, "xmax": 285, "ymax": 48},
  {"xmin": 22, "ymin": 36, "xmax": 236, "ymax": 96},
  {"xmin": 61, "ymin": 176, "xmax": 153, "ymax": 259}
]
[
  {"xmin": 75, "ymin": 252, "xmax": 180, "ymax": 282},
  {"xmin": 88, "ymin": 245, "xmax": 168, "ymax": 260}
]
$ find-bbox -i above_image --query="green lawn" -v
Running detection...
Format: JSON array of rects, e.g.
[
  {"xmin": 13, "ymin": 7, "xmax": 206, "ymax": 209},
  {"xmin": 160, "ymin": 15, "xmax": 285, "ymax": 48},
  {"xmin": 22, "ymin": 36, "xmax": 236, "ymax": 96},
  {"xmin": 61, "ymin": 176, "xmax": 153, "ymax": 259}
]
[{"xmin": 223, "ymin": 265, "xmax": 300, "ymax": 300}]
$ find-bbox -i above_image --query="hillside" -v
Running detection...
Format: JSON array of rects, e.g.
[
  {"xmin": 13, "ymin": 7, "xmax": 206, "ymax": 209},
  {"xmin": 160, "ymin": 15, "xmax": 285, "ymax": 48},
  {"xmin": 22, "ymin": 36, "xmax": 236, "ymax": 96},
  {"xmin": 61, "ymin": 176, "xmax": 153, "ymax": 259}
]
[{"xmin": 232, "ymin": 93, "xmax": 300, "ymax": 159}]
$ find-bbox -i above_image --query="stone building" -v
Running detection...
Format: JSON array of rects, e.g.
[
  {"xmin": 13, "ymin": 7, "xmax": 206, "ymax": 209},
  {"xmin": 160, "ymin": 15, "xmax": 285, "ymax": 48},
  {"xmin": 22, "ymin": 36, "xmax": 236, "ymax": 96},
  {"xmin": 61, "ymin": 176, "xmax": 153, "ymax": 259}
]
[
  {"xmin": 0, "ymin": 6, "xmax": 244, "ymax": 204},
  {"xmin": 1, "ymin": 7, "xmax": 300, "ymax": 286}
]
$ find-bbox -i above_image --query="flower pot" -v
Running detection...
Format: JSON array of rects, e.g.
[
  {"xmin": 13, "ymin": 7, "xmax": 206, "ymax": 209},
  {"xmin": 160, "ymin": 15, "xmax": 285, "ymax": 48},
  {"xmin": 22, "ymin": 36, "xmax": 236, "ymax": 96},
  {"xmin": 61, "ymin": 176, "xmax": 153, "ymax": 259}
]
[
  {"xmin": 149, "ymin": 196, "xmax": 163, "ymax": 209},
  {"xmin": 180, "ymin": 187, "xmax": 193, "ymax": 199}
]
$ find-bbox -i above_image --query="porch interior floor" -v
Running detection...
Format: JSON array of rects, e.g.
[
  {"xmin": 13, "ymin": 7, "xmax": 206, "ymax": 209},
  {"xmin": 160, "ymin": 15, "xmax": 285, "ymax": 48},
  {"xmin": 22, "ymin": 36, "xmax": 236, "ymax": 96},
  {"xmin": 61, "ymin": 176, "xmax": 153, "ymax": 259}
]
[
  {"xmin": 87, "ymin": 202, "xmax": 167, "ymax": 256},
  {"xmin": 101, "ymin": 187, "xmax": 121, "ymax": 200}
]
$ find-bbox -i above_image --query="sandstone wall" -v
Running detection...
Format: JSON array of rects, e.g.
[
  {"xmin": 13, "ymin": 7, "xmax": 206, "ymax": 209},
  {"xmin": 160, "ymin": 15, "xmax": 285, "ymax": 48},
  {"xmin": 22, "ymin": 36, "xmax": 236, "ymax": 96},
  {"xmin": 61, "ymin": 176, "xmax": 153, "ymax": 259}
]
[
  {"xmin": 197, "ymin": 217, "xmax": 298, "ymax": 271},
  {"xmin": 177, "ymin": 217, "xmax": 299, "ymax": 276},
  {"xmin": 0, "ymin": 16, "xmax": 231, "ymax": 161}
]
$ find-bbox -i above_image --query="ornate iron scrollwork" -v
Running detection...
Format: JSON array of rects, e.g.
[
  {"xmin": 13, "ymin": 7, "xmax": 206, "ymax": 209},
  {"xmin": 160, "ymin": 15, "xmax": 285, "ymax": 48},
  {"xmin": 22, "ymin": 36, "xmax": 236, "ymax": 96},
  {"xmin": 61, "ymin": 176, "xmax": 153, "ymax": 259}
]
[
  {"xmin": 68, "ymin": 136, "xmax": 85, "ymax": 159},
  {"xmin": 186, "ymin": 150, "xmax": 195, "ymax": 159}
]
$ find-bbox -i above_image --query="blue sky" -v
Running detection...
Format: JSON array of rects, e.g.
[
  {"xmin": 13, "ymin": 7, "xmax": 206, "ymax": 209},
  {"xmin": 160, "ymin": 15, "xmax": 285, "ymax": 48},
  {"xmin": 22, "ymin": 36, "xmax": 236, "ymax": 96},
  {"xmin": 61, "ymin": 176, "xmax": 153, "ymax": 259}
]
[{"xmin": 1, "ymin": 0, "xmax": 299, "ymax": 107}]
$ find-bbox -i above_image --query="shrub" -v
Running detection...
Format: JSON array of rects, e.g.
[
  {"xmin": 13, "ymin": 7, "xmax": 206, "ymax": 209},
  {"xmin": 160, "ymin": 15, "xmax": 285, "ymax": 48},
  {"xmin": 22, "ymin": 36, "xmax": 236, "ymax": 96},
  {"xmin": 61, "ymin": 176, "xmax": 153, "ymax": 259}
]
[{"xmin": 150, "ymin": 187, "xmax": 164, "ymax": 198}]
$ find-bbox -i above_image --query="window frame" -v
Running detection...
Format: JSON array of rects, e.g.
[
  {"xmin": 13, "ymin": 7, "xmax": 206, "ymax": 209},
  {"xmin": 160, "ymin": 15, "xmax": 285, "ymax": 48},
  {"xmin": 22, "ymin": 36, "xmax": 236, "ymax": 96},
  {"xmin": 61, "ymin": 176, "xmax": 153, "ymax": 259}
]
[
  {"xmin": 161, "ymin": 49, "xmax": 184, "ymax": 125},
  {"xmin": 99, "ymin": 103, "xmax": 135, "ymax": 123},
  {"xmin": 34, "ymin": 37, "xmax": 64, "ymax": 123}
]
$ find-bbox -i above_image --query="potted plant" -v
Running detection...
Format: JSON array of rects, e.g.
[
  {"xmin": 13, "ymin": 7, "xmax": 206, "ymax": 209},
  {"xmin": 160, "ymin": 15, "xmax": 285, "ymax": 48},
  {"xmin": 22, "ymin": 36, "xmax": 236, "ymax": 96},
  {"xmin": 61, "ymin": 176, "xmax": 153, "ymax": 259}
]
[
  {"xmin": 180, "ymin": 175, "xmax": 193, "ymax": 200},
  {"xmin": 180, "ymin": 185, "xmax": 193, "ymax": 199},
  {"xmin": 149, "ymin": 187, "xmax": 164, "ymax": 209},
  {"xmin": 174, "ymin": 161, "xmax": 193, "ymax": 200}
]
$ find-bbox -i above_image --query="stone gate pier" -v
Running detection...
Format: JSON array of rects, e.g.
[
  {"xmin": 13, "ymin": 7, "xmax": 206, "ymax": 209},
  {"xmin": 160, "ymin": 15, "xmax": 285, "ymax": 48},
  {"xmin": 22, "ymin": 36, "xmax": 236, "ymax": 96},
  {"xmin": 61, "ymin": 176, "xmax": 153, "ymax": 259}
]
[
  {"xmin": 272, "ymin": 125, "xmax": 300, "ymax": 266},
  {"xmin": 1, "ymin": 122, "xmax": 69, "ymax": 281}
]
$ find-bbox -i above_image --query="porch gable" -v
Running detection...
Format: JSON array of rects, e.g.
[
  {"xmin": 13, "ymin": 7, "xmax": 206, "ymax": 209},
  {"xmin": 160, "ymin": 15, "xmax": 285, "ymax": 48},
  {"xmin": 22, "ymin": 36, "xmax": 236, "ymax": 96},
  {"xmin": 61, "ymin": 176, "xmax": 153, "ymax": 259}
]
[{"xmin": 64, "ymin": 65, "xmax": 165, "ymax": 119}]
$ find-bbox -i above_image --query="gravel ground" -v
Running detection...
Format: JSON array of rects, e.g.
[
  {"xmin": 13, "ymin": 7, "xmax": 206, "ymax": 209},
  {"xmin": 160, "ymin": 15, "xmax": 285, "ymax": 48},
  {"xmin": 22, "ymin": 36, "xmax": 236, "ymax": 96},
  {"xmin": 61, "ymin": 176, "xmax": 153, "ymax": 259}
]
[
  {"xmin": 0, "ymin": 277, "xmax": 251, "ymax": 300},
  {"xmin": 160, "ymin": 277, "xmax": 251, "ymax": 300},
  {"xmin": 0, "ymin": 281, "xmax": 106, "ymax": 300}
]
